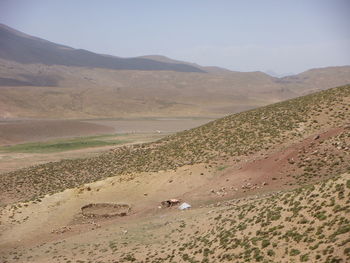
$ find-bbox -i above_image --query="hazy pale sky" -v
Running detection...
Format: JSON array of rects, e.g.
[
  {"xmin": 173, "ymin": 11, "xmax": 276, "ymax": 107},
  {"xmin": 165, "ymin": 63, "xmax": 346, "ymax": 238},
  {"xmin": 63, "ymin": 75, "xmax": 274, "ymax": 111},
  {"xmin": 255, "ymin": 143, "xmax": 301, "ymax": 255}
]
[{"xmin": 0, "ymin": 0, "xmax": 349, "ymax": 75}]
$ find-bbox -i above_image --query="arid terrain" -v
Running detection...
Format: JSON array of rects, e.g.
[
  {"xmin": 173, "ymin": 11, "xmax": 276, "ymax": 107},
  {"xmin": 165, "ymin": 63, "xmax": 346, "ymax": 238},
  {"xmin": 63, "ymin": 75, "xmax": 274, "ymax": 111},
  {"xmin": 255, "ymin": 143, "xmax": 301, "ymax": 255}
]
[
  {"xmin": 0, "ymin": 85, "xmax": 349, "ymax": 262},
  {"xmin": 1, "ymin": 58, "xmax": 350, "ymax": 119},
  {"xmin": 1, "ymin": 25, "xmax": 350, "ymax": 120}
]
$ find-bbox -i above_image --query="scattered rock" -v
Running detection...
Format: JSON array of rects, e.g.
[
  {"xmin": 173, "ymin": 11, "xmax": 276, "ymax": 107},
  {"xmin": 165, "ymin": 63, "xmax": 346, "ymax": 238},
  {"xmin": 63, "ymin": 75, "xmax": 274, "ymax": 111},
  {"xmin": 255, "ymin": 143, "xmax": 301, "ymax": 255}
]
[{"xmin": 51, "ymin": 226, "xmax": 72, "ymax": 234}]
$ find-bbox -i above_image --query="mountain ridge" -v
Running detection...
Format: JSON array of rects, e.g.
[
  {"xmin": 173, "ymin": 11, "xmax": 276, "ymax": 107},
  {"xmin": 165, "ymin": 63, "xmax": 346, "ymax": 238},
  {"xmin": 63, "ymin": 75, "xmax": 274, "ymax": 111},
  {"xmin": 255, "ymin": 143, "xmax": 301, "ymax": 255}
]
[{"xmin": 0, "ymin": 23, "xmax": 205, "ymax": 73}]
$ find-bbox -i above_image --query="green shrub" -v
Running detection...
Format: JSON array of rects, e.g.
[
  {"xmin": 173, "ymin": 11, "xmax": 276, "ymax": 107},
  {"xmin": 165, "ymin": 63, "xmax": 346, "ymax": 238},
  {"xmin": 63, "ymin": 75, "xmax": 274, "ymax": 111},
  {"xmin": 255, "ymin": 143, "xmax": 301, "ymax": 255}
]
[{"xmin": 290, "ymin": 249, "xmax": 300, "ymax": 256}]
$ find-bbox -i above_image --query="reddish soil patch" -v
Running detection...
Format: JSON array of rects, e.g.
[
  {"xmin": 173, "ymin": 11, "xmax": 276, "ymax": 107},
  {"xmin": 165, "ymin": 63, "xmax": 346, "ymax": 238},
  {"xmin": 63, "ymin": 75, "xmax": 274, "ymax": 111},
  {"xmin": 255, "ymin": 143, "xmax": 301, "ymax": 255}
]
[
  {"xmin": 180, "ymin": 127, "xmax": 345, "ymax": 204},
  {"xmin": 234, "ymin": 127, "xmax": 344, "ymax": 186}
]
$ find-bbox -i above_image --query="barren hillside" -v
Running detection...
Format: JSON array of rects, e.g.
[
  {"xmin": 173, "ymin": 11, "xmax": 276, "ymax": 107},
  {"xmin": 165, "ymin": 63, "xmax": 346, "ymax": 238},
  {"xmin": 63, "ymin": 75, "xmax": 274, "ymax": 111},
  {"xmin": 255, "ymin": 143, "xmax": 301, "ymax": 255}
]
[
  {"xmin": 1, "ymin": 85, "xmax": 350, "ymax": 263},
  {"xmin": 1, "ymin": 58, "xmax": 350, "ymax": 119},
  {"xmin": 1, "ymin": 85, "xmax": 349, "ymax": 204},
  {"xmin": 0, "ymin": 58, "xmax": 282, "ymax": 119},
  {"xmin": 0, "ymin": 85, "xmax": 349, "ymax": 263}
]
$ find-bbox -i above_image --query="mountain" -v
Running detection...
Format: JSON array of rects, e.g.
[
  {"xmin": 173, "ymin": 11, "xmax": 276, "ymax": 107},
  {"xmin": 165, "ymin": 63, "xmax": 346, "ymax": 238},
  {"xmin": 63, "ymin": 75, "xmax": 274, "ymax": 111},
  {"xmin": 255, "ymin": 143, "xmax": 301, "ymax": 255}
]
[
  {"xmin": 0, "ymin": 58, "xmax": 283, "ymax": 119},
  {"xmin": 1, "ymin": 85, "xmax": 349, "ymax": 262},
  {"xmin": 0, "ymin": 24, "xmax": 349, "ymax": 120},
  {"xmin": 278, "ymin": 65, "xmax": 350, "ymax": 94},
  {"xmin": 2, "ymin": 59, "xmax": 350, "ymax": 119},
  {"xmin": 139, "ymin": 55, "xmax": 233, "ymax": 73},
  {"xmin": 0, "ymin": 24, "xmax": 204, "ymax": 73},
  {"xmin": 1, "ymin": 84, "xmax": 349, "ymax": 203}
]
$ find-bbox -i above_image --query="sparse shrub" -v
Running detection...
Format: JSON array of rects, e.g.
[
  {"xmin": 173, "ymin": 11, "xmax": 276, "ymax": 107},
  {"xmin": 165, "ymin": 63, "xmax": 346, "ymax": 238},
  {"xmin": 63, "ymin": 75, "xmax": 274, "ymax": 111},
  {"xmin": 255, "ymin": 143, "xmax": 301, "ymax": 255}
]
[{"xmin": 290, "ymin": 249, "xmax": 300, "ymax": 256}]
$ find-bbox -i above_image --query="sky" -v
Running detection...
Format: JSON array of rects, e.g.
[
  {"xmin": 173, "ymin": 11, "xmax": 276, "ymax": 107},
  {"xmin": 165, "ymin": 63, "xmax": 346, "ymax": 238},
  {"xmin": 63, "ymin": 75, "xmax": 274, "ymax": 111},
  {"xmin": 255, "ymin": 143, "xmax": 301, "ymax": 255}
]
[{"xmin": 0, "ymin": 0, "xmax": 349, "ymax": 75}]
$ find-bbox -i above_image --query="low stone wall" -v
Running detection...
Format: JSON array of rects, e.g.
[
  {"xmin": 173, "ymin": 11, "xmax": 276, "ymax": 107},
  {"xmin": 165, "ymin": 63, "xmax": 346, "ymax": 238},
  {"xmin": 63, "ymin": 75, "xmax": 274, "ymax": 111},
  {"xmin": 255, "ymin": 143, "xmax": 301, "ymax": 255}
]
[{"xmin": 81, "ymin": 203, "xmax": 131, "ymax": 218}]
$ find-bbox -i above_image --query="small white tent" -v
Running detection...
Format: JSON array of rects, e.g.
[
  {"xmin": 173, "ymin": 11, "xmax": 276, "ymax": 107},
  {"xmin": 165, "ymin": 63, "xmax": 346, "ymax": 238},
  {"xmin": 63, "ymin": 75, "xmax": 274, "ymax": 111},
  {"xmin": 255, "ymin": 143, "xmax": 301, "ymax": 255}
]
[{"xmin": 178, "ymin": 202, "xmax": 191, "ymax": 210}]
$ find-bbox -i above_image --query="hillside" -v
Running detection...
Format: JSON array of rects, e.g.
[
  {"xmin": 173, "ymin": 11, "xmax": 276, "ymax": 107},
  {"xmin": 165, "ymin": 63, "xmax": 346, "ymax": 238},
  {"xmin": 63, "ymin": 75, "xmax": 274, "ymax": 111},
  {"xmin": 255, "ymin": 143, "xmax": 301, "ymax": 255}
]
[
  {"xmin": 0, "ymin": 85, "xmax": 350, "ymax": 263},
  {"xmin": 1, "ymin": 85, "xmax": 349, "ymax": 204},
  {"xmin": 0, "ymin": 58, "xmax": 282, "ymax": 119},
  {"xmin": 4, "ymin": 173, "xmax": 348, "ymax": 263},
  {"xmin": 1, "ymin": 59, "xmax": 350, "ymax": 119},
  {"xmin": 153, "ymin": 173, "xmax": 350, "ymax": 263},
  {"xmin": 278, "ymin": 65, "xmax": 350, "ymax": 94}
]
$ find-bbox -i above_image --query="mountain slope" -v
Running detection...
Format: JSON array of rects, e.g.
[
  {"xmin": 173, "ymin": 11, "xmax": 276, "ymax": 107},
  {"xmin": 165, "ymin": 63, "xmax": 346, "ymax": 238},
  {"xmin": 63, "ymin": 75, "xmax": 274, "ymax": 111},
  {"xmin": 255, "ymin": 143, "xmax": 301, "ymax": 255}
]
[
  {"xmin": 1, "ymin": 85, "xmax": 349, "ymax": 204},
  {"xmin": 0, "ymin": 24, "xmax": 204, "ymax": 73},
  {"xmin": 1, "ymin": 85, "xmax": 349, "ymax": 263},
  {"xmin": 1, "ymin": 57, "xmax": 350, "ymax": 120},
  {"xmin": 139, "ymin": 55, "xmax": 233, "ymax": 73},
  {"xmin": 0, "ymin": 59, "xmax": 284, "ymax": 119},
  {"xmin": 277, "ymin": 65, "xmax": 350, "ymax": 94}
]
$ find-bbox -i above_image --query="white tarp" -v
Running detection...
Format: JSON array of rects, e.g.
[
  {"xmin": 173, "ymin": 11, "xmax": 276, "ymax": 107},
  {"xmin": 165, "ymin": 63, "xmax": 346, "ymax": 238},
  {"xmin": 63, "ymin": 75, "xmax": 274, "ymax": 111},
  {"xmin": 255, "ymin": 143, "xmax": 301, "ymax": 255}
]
[{"xmin": 178, "ymin": 202, "xmax": 191, "ymax": 210}]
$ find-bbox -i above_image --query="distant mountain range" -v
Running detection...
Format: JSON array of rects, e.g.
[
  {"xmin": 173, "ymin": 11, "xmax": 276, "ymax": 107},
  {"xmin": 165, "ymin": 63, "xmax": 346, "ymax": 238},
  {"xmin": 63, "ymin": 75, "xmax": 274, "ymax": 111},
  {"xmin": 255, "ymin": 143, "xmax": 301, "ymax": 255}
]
[
  {"xmin": 0, "ymin": 23, "xmax": 349, "ymax": 119},
  {"xmin": 0, "ymin": 24, "xmax": 204, "ymax": 73},
  {"xmin": 138, "ymin": 55, "xmax": 233, "ymax": 74}
]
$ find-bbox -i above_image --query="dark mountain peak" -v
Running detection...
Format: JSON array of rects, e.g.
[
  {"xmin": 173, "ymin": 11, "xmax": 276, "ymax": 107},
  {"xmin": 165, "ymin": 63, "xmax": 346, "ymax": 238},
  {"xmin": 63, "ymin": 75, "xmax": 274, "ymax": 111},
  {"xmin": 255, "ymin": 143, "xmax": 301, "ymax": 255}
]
[{"xmin": 0, "ymin": 24, "xmax": 205, "ymax": 73}]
